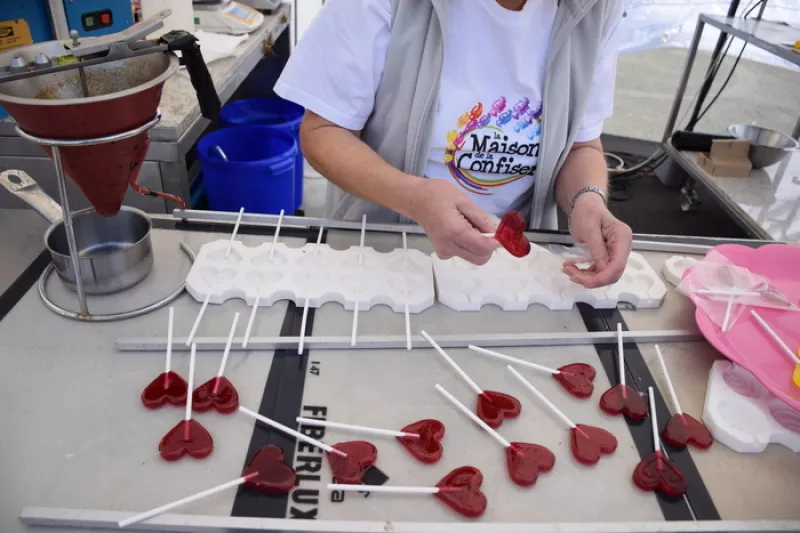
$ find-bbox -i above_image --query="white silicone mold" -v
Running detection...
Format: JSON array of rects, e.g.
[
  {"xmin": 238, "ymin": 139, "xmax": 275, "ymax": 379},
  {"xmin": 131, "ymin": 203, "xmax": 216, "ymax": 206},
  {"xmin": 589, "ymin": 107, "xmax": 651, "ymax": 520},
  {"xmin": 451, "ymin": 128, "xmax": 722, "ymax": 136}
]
[
  {"xmin": 186, "ymin": 240, "xmax": 435, "ymax": 313},
  {"xmin": 432, "ymin": 243, "xmax": 668, "ymax": 311},
  {"xmin": 704, "ymin": 359, "xmax": 800, "ymax": 454},
  {"xmin": 662, "ymin": 255, "xmax": 700, "ymax": 287}
]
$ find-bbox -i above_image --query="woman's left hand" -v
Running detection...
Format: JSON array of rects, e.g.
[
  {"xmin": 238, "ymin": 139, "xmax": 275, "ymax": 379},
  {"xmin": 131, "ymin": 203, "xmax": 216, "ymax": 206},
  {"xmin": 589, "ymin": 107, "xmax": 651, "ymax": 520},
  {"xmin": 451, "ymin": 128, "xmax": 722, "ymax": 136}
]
[{"xmin": 563, "ymin": 193, "xmax": 632, "ymax": 288}]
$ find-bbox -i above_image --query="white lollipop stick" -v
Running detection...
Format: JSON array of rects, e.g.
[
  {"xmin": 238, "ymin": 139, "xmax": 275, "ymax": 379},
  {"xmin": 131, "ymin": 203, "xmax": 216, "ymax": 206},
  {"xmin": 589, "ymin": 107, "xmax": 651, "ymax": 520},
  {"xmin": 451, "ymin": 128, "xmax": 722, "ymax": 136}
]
[
  {"xmin": 435, "ymin": 383, "xmax": 511, "ymax": 449},
  {"xmin": 617, "ymin": 323, "xmax": 625, "ymax": 387},
  {"xmin": 242, "ymin": 296, "xmax": 260, "ymax": 349},
  {"xmin": 213, "ymin": 312, "xmax": 240, "ymax": 393},
  {"xmin": 468, "ymin": 345, "xmax": 558, "ymax": 375},
  {"xmin": 358, "ymin": 214, "xmax": 367, "ymax": 266},
  {"xmin": 402, "ymin": 231, "xmax": 412, "ymax": 351},
  {"xmin": 225, "ymin": 207, "xmax": 244, "ymax": 257},
  {"xmin": 351, "ymin": 285, "xmax": 360, "ymax": 347},
  {"xmin": 164, "ymin": 307, "xmax": 174, "ymax": 381},
  {"xmin": 422, "ymin": 331, "xmax": 483, "ymax": 396},
  {"xmin": 721, "ymin": 294, "xmax": 735, "ymax": 333},
  {"xmin": 750, "ymin": 310, "xmax": 800, "ymax": 364},
  {"xmin": 648, "ymin": 386, "xmax": 660, "ymax": 453},
  {"xmin": 696, "ymin": 289, "xmax": 762, "ymax": 297},
  {"xmin": 118, "ymin": 473, "xmax": 257, "ymax": 528},
  {"xmin": 185, "ymin": 343, "xmax": 197, "ymax": 422},
  {"xmin": 185, "ymin": 293, "xmax": 211, "ymax": 346},
  {"xmin": 296, "ymin": 417, "xmax": 419, "ymax": 439},
  {"xmin": 653, "ymin": 345, "xmax": 682, "ymax": 415},
  {"xmin": 299, "ymin": 227, "xmax": 325, "ymax": 355},
  {"xmin": 328, "ymin": 484, "xmax": 440, "ymax": 494},
  {"xmin": 239, "ymin": 406, "xmax": 346, "ymax": 457},
  {"xmin": 269, "ymin": 209, "xmax": 285, "ymax": 259},
  {"xmin": 507, "ymin": 366, "xmax": 575, "ymax": 429}
]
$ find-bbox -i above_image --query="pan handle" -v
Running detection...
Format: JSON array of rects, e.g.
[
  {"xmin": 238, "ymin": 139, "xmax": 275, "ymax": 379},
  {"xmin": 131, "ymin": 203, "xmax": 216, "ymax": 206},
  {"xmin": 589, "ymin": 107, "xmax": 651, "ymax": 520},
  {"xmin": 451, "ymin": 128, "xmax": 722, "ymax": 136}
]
[{"xmin": 0, "ymin": 170, "xmax": 64, "ymax": 224}]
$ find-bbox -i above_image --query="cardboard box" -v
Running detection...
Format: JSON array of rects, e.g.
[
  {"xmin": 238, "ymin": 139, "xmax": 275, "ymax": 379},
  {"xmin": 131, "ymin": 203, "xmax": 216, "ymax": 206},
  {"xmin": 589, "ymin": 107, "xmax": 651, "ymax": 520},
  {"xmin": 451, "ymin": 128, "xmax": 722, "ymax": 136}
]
[{"xmin": 698, "ymin": 139, "xmax": 752, "ymax": 177}]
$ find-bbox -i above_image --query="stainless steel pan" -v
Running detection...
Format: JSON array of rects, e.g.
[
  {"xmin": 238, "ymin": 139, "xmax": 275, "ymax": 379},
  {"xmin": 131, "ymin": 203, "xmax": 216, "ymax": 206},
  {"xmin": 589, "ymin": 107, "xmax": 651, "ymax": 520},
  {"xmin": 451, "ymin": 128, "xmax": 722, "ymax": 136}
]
[{"xmin": 0, "ymin": 170, "xmax": 153, "ymax": 294}]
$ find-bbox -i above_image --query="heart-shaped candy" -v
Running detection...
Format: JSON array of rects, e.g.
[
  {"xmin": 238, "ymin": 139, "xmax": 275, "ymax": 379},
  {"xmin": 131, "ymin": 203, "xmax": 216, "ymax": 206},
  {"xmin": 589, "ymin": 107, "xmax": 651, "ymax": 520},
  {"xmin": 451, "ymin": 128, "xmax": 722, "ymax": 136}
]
[
  {"xmin": 243, "ymin": 445, "xmax": 297, "ymax": 493},
  {"xmin": 570, "ymin": 424, "xmax": 617, "ymax": 465},
  {"xmin": 326, "ymin": 441, "xmax": 378, "ymax": 484},
  {"xmin": 158, "ymin": 419, "xmax": 213, "ymax": 461},
  {"xmin": 397, "ymin": 419, "xmax": 445, "ymax": 464},
  {"xmin": 633, "ymin": 451, "xmax": 688, "ymax": 497},
  {"xmin": 599, "ymin": 384, "xmax": 648, "ymax": 420},
  {"xmin": 494, "ymin": 211, "xmax": 530, "ymax": 258},
  {"xmin": 663, "ymin": 413, "xmax": 713, "ymax": 450},
  {"xmin": 505, "ymin": 442, "xmax": 556, "ymax": 487},
  {"xmin": 141, "ymin": 371, "xmax": 187, "ymax": 409},
  {"xmin": 435, "ymin": 466, "xmax": 488, "ymax": 518},
  {"xmin": 553, "ymin": 363, "xmax": 596, "ymax": 399},
  {"xmin": 477, "ymin": 390, "xmax": 522, "ymax": 429},
  {"xmin": 192, "ymin": 376, "xmax": 239, "ymax": 414}
]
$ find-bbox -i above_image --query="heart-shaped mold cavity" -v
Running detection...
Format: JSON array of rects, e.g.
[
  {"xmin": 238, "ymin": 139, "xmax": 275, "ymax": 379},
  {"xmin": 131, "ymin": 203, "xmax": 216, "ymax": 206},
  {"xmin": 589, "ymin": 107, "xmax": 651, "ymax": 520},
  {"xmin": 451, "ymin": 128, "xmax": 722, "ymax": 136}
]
[
  {"xmin": 293, "ymin": 269, "xmax": 330, "ymax": 286},
  {"xmin": 246, "ymin": 269, "xmax": 284, "ymax": 288},
  {"xmin": 342, "ymin": 251, "xmax": 382, "ymax": 270},
  {"xmin": 767, "ymin": 399, "xmax": 800, "ymax": 433},
  {"xmin": 722, "ymin": 364, "xmax": 769, "ymax": 399},
  {"xmin": 200, "ymin": 266, "xmax": 237, "ymax": 285},
  {"xmin": 207, "ymin": 248, "xmax": 244, "ymax": 265},
  {"xmin": 251, "ymin": 250, "xmax": 289, "ymax": 267}
]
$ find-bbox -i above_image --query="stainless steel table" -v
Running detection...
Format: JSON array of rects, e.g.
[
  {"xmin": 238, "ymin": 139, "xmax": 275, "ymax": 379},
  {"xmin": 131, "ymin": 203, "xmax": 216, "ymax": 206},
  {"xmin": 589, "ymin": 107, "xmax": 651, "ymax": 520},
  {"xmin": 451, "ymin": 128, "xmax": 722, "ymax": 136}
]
[
  {"xmin": 661, "ymin": 14, "xmax": 800, "ymax": 242},
  {"xmin": 1, "ymin": 214, "xmax": 798, "ymax": 533}
]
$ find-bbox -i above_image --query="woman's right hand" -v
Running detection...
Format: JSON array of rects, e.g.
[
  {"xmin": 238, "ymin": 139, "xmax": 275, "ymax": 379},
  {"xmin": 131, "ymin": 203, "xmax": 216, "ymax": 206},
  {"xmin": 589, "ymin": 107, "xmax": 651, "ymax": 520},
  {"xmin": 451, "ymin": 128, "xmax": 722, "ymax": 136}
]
[{"xmin": 407, "ymin": 179, "xmax": 499, "ymax": 265}]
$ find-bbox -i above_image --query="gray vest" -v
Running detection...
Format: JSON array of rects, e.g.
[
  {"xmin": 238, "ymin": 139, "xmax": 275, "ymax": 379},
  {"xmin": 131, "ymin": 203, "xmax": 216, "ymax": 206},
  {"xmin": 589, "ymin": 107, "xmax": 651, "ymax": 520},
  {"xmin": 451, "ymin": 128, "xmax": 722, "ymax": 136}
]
[{"xmin": 326, "ymin": 0, "xmax": 616, "ymax": 230}]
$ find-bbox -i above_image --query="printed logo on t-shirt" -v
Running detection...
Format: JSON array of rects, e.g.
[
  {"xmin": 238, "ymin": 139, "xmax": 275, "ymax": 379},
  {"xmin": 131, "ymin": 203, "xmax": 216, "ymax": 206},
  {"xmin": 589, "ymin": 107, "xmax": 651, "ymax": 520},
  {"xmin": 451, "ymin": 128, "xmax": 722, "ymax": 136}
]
[{"xmin": 444, "ymin": 96, "xmax": 543, "ymax": 196}]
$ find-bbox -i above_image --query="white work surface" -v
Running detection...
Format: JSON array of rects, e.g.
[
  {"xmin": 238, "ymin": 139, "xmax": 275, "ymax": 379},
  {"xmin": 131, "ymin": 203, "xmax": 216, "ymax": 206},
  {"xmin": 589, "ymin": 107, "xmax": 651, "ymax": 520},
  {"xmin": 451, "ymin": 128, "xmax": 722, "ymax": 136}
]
[{"xmin": 1, "ymin": 224, "xmax": 799, "ymax": 533}]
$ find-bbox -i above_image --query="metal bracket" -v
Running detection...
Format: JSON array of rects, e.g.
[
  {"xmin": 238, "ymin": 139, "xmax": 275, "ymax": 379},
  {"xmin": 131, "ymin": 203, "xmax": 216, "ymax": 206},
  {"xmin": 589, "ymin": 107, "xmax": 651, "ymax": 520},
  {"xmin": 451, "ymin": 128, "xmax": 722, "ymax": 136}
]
[{"xmin": 116, "ymin": 330, "xmax": 704, "ymax": 353}]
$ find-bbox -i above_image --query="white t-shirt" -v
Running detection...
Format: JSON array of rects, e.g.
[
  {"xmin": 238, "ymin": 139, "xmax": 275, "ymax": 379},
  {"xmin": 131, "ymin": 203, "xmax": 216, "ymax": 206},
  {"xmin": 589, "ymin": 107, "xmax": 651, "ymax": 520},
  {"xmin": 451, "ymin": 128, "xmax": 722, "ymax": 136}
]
[{"xmin": 275, "ymin": 0, "xmax": 621, "ymax": 217}]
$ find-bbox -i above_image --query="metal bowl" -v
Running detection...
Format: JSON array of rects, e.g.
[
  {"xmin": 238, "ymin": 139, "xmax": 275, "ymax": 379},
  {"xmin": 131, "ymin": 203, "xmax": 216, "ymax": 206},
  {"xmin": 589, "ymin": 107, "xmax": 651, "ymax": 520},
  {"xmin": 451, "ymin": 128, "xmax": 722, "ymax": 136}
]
[{"xmin": 727, "ymin": 124, "xmax": 799, "ymax": 169}]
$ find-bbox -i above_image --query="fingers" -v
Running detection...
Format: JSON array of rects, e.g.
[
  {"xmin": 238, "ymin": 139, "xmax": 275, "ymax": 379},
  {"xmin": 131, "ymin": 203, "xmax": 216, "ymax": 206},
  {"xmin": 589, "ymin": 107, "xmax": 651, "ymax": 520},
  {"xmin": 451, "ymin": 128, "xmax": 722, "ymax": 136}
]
[
  {"xmin": 566, "ymin": 218, "xmax": 632, "ymax": 288},
  {"xmin": 578, "ymin": 223, "xmax": 609, "ymax": 271},
  {"xmin": 458, "ymin": 199, "xmax": 497, "ymax": 234}
]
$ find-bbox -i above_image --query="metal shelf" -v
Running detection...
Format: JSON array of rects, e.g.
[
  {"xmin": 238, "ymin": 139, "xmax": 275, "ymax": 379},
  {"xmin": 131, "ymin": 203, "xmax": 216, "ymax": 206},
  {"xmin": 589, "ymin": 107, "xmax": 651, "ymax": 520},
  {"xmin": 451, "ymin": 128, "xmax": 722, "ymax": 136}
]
[{"xmin": 700, "ymin": 15, "xmax": 800, "ymax": 68}]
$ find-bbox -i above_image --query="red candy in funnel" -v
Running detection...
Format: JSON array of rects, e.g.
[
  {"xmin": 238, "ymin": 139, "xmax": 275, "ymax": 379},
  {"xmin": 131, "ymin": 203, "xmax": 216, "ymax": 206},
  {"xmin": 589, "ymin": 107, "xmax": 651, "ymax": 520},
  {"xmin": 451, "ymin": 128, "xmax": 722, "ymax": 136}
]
[{"xmin": 494, "ymin": 211, "xmax": 530, "ymax": 258}]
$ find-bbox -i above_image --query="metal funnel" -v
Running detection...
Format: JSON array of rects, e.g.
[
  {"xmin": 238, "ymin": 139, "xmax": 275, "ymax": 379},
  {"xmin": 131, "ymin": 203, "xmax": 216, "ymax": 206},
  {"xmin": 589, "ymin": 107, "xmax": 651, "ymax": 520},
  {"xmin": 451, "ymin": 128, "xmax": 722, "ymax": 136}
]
[{"xmin": 0, "ymin": 40, "xmax": 178, "ymax": 215}]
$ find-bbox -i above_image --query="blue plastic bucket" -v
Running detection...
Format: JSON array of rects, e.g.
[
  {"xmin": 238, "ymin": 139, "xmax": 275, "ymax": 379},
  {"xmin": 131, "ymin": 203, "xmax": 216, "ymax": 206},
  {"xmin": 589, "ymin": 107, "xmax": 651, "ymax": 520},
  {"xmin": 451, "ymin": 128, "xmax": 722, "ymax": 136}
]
[
  {"xmin": 220, "ymin": 98, "xmax": 305, "ymax": 211},
  {"xmin": 197, "ymin": 125, "xmax": 297, "ymax": 214}
]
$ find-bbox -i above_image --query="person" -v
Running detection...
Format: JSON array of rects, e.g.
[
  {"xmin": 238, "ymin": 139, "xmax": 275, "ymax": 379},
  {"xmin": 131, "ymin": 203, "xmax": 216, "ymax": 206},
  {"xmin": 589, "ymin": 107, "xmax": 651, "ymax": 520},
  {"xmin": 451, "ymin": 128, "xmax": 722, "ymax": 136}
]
[{"xmin": 275, "ymin": 0, "xmax": 633, "ymax": 288}]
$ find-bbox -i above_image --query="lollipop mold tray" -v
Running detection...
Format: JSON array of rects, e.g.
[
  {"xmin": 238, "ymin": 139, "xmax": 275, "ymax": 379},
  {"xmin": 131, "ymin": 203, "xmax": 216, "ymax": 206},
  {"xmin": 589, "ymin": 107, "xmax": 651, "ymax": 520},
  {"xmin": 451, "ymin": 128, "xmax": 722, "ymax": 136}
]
[
  {"xmin": 432, "ymin": 243, "xmax": 668, "ymax": 311},
  {"xmin": 186, "ymin": 240, "xmax": 435, "ymax": 313},
  {"xmin": 704, "ymin": 360, "xmax": 800, "ymax": 453}
]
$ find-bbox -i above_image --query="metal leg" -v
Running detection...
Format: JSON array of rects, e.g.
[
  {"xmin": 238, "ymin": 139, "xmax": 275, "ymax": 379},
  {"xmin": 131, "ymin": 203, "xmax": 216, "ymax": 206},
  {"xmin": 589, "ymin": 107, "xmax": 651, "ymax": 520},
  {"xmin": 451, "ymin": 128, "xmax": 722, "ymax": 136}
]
[
  {"xmin": 51, "ymin": 146, "xmax": 89, "ymax": 315},
  {"xmin": 662, "ymin": 19, "xmax": 706, "ymax": 142}
]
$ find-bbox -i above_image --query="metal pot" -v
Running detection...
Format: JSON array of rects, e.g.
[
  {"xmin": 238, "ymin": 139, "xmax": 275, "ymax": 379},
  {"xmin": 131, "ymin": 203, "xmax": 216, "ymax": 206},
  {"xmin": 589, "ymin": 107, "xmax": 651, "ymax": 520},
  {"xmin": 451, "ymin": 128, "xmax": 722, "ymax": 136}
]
[
  {"xmin": 727, "ymin": 124, "xmax": 799, "ymax": 169},
  {"xmin": 0, "ymin": 170, "xmax": 153, "ymax": 294}
]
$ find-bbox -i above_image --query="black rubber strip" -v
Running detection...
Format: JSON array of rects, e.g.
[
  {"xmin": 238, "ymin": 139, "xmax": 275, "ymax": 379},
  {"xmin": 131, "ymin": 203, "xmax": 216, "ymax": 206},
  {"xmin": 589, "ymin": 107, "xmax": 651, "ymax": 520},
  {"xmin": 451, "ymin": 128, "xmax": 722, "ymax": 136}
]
[
  {"xmin": 231, "ymin": 227, "xmax": 322, "ymax": 519},
  {"xmin": 576, "ymin": 304, "xmax": 720, "ymax": 521},
  {"xmin": 0, "ymin": 250, "xmax": 51, "ymax": 324}
]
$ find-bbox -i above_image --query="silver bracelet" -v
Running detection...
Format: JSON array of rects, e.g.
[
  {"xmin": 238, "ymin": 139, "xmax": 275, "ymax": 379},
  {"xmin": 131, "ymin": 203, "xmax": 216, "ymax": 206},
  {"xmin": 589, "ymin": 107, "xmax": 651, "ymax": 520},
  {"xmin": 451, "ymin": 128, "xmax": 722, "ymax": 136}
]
[{"xmin": 567, "ymin": 186, "xmax": 607, "ymax": 232}]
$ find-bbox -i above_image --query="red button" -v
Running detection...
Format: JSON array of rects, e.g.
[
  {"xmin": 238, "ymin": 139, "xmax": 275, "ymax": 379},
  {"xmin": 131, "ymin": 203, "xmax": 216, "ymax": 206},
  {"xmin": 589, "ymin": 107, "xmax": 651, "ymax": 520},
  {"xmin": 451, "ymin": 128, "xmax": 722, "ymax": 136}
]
[{"xmin": 101, "ymin": 13, "xmax": 111, "ymax": 25}]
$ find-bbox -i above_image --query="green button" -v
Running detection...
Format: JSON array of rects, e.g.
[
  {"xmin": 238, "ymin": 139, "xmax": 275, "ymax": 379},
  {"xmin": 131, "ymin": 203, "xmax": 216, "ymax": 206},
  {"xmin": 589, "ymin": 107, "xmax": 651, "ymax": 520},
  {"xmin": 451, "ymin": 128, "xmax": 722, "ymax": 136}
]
[{"xmin": 85, "ymin": 16, "xmax": 94, "ymax": 27}]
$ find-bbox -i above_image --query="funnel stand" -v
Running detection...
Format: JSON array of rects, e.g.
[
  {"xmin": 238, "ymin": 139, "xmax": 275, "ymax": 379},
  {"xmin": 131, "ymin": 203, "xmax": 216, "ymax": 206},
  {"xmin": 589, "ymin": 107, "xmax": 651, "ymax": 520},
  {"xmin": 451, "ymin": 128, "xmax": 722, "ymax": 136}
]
[{"xmin": 15, "ymin": 112, "xmax": 163, "ymax": 320}]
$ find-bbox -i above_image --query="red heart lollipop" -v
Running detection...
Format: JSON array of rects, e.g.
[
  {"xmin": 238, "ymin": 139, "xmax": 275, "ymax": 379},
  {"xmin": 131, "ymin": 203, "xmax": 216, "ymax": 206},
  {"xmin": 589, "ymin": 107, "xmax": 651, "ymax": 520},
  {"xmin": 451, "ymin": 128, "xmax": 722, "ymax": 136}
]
[
  {"xmin": 435, "ymin": 466, "xmax": 488, "ymax": 518},
  {"xmin": 141, "ymin": 371, "xmax": 187, "ymax": 409},
  {"xmin": 599, "ymin": 384, "xmax": 648, "ymax": 420},
  {"xmin": 159, "ymin": 419, "xmax": 213, "ymax": 461},
  {"xmin": 505, "ymin": 442, "xmax": 556, "ymax": 487},
  {"xmin": 633, "ymin": 451, "xmax": 688, "ymax": 497},
  {"xmin": 477, "ymin": 391, "xmax": 522, "ymax": 429},
  {"xmin": 192, "ymin": 376, "xmax": 239, "ymax": 414},
  {"xmin": 397, "ymin": 419, "xmax": 445, "ymax": 464},
  {"xmin": 663, "ymin": 413, "xmax": 713, "ymax": 450},
  {"xmin": 553, "ymin": 363, "xmax": 596, "ymax": 399},
  {"xmin": 570, "ymin": 424, "xmax": 618, "ymax": 465},
  {"xmin": 326, "ymin": 441, "xmax": 378, "ymax": 484},
  {"xmin": 494, "ymin": 211, "xmax": 530, "ymax": 258},
  {"xmin": 243, "ymin": 445, "xmax": 297, "ymax": 493}
]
